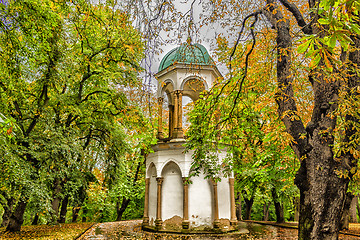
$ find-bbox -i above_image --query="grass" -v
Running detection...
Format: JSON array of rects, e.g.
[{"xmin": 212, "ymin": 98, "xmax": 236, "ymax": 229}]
[{"xmin": 0, "ymin": 222, "xmax": 94, "ymax": 240}]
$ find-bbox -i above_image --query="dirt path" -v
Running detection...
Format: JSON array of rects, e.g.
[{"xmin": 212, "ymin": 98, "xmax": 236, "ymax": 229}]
[
  {"xmin": 76, "ymin": 220, "xmax": 143, "ymax": 240},
  {"xmin": 77, "ymin": 220, "xmax": 360, "ymax": 240}
]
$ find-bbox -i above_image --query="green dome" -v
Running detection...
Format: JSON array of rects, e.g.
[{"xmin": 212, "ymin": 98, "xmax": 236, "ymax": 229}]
[{"xmin": 158, "ymin": 43, "xmax": 214, "ymax": 72}]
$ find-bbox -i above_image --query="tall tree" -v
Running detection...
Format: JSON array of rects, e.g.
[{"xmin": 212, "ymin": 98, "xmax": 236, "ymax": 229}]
[
  {"xmin": 184, "ymin": 0, "xmax": 359, "ymax": 239},
  {"xmin": 0, "ymin": 0, "xmax": 144, "ymax": 231}
]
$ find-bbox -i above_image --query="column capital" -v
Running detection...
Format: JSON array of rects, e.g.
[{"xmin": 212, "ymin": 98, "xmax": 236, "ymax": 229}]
[
  {"xmin": 174, "ymin": 89, "xmax": 183, "ymax": 95},
  {"xmin": 156, "ymin": 177, "xmax": 164, "ymax": 185},
  {"xmin": 211, "ymin": 178, "xmax": 218, "ymax": 186},
  {"xmin": 182, "ymin": 177, "xmax": 190, "ymax": 185}
]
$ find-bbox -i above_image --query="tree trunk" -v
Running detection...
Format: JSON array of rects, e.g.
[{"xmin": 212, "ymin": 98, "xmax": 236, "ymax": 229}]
[
  {"xmin": 340, "ymin": 193, "xmax": 354, "ymax": 229},
  {"xmin": 263, "ymin": 1, "xmax": 359, "ymax": 239},
  {"xmin": 6, "ymin": 199, "xmax": 28, "ymax": 232},
  {"xmin": 50, "ymin": 177, "xmax": 62, "ymax": 223},
  {"xmin": 82, "ymin": 207, "xmax": 87, "ymax": 222},
  {"xmin": 235, "ymin": 191, "xmax": 242, "ymax": 221},
  {"xmin": 271, "ymin": 188, "xmax": 284, "ymax": 223},
  {"xmin": 357, "ymin": 198, "xmax": 360, "ymax": 223},
  {"xmin": 263, "ymin": 202, "xmax": 270, "ymax": 221},
  {"xmin": 349, "ymin": 195, "xmax": 358, "ymax": 223},
  {"xmin": 116, "ymin": 197, "xmax": 131, "ymax": 221},
  {"xmin": 32, "ymin": 213, "xmax": 39, "ymax": 225},
  {"xmin": 243, "ymin": 195, "xmax": 254, "ymax": 220},
  {"xmin": 0, "ymin": 196, "xmax": 14, "ymax": 228},
  {"xmin": 294, "ymin": 197, "xmax": 300, "ymax": 222},
  {"xmin": 72, "ymin": 206, "xmax": 81, "ymax": 223},
  {"xmin": 58, "ymin": 195, "xmax": 69, "ymax": 223}
]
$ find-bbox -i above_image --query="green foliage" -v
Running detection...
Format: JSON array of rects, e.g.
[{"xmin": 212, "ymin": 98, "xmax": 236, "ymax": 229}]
[
  {"xmin": 297, "ymin": 0, "xmax": 360, "ymax": 71},
  {"xmin": 186, "ymin": 35, "xmax": 300, "ymax": 221},
  {"xmin": 0, "ymin": 0, "xmax": 152, "ymax": 228}
]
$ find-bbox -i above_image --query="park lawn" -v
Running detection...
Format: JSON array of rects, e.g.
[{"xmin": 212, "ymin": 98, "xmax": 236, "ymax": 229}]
[{"xmin": 0, "ymin": 222, "xmax": 94, "ymax": 240}]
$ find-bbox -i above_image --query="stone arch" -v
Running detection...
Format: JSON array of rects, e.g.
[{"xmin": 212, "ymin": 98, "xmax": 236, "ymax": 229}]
[
  {"xmin": 180, "ymin": 75, "xmax": 209, "ymax": 90},
  {"xmin": 180, "ymin": 76, "xmax": 208, "ymax": 102},
  {"xmin": 160, "ymin": 159, "xmax": 183, "ymax": 177},
  {"xmin": 158, "ymin": 80, "xmax": 175, "ymax": 139},
  {"xmin": 146, "ymin": 162, "xmax": 158, "ymax": 178},
  {"xmin": 161, "ymin": 160, "xmax": 183, "ymax": 221},
  {"xmin": 159, "ymin": 79, "xmax": 175, "ymax": 104}
]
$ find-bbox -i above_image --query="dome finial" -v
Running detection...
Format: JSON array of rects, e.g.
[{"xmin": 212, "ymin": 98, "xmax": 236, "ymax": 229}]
[{"xmin": 186, "ymin": 36, "xmax": 192, "ymax": 45}]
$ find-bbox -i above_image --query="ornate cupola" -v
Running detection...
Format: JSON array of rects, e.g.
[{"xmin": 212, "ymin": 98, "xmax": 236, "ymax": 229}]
[
  {"xmin": 142, "ymin": 41, "xmax": 237, "ymax": 233},
  {"xmin": 155, "ymin": 40, "xmax": 222, "ymax": 140}
]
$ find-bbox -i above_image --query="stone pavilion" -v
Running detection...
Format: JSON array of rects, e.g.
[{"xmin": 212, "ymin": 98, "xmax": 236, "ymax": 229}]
[{"xmin": 142, "ymin": 41, "xmax": 237, "ymax": 232}]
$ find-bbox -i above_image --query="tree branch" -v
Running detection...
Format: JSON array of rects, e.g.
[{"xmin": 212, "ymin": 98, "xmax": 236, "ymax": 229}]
[
  {"xmin": 264, "ymin": 0, "xmax": 311, "ymax": 159},
  {"xmin": 278, "ymin": 0, "xmax": 313, "ymax": 34},
  {"xmin": 80, "ymin": 90, "xmax": 109, "ymax": 103}
]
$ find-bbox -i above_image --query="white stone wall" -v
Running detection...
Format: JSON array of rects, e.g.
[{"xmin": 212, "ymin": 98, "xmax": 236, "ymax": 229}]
[{"xmin": 188, "ymin": 173, "xmax": 213, "ymax": 227}]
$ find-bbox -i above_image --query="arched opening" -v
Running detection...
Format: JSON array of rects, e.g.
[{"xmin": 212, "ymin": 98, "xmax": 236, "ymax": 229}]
[
  {"xmin": 182, "ymin": 95, "xmax": 194, "ymax": 134},
  {"xmin": 161, "ymin": 161, "xmax": 183, "ymax": 221},
  {"xmin": 159, "ymin": 80, "xmax": 174, "ymax": 139},
  {"xmin": 147, "ymin": 163, "xmax": 157, "ymax": 225},
  {"xmin": 182, "ymin": 78, "xmax": 206, "ymax": 101}
]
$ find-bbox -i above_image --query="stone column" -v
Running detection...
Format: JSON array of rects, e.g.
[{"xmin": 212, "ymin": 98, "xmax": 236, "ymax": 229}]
[
  {"xmin": 155, "ymin": 177, "xmax": 164, "ymax": 230},
  {"xmin": 142, "ymin": 178, "xmax": 150, "ymax": 226},
  {"xmin": 172, "ymin": 90, "xmax": 184, "ymax": 138},
  {"xmin": 182, "ymin": 177, "xmax": 189, "ymax": 229},
  {"xmin": 173, "ymin": 91, "xmax": 179, "ymax": 137},
  {"xmin": 168, "ymin": 105, "xmax": 174, "ymax": 138},
  {"xmin": 157, "ymin": 97, "xmax": 164, "ymax": 139},
  {"xmin": 212, "ymin": 179, "xmax": 220, "ymax": 229},
  {"xmin": 229, "ymin": 178, "xmax": 237, "ymax": 226},
  {"xmin": 176, "ymin": 90, "xmax": 183, "ymax": 138}
]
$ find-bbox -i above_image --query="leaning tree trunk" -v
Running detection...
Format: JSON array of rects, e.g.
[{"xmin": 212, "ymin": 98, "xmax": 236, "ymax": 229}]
[
  {"xmin": 263, "ymin": 0, "xmax": 357, "ymax": 239},
  {"xmin": 6, "ymin": 199, "xmax": 28, "ymax": 232},
  {"xmin": 0, "ymin": 195, "xmax": 14, "ymax": 228},
  {"xmin": 116, "ymin": 197, "xmax": 131, "ymax": 221}
]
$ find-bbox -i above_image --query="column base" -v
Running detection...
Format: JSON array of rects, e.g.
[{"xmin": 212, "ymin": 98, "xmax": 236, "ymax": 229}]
[
  {"xmin": 157, "ymin": 132, "xmax": 164, "ymax": 139},
  {"xmin": 182, "ymin": 220, "xmax": 190, "ymax": 229},
  {"xmin": 155, "ymin": 219, "xmax": 163, "ymax": 230},
  {"xmin": 230, "ymin": 219, "xmax": 238, "ymax": 226},
  {"xmin": 172, "ymin": 128, "xmax": 184, "ymax": 138},
  {"xmin": 142, "ymin": 217, "xmax": 149, "ymax": 227},
  {"xmin": 213, "ymin": 220, "xmax": 220, "ymax": 229}
]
